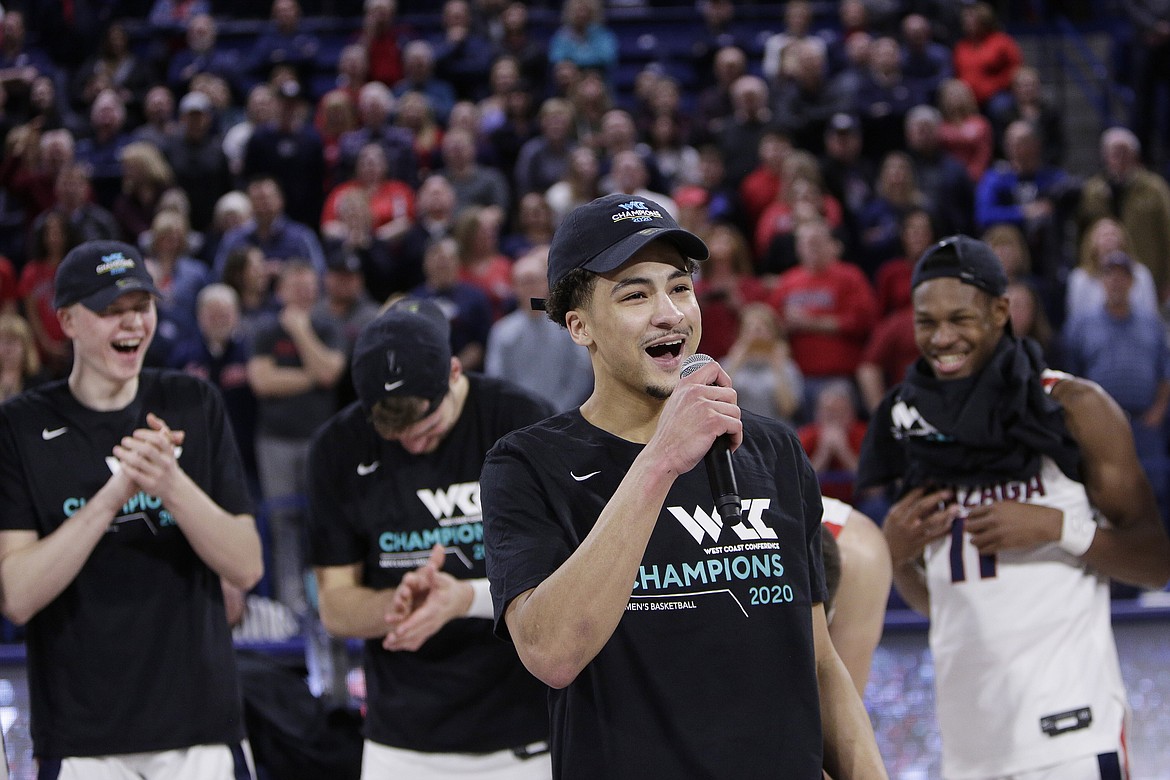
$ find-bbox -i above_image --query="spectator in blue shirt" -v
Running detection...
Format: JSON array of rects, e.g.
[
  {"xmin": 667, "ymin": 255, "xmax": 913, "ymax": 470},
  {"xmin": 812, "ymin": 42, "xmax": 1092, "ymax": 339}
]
[
  {"xmin": 549, "ymin": 0, "xmax": 618, "ymax": 81},
  {"xmin": 976, "ymin": 119, "xmax": 1077, "ymax": 281},
  {"xmin": 393, "ymin": 40, "xmax": 457, "ymax": 126},
  {"xmin": 1062, "ymin": 250, "xmax": 1170, "ymax": 515},
  {"xmin": 213, "ymin": 176, "xmax": 326, "ymax": 281}
]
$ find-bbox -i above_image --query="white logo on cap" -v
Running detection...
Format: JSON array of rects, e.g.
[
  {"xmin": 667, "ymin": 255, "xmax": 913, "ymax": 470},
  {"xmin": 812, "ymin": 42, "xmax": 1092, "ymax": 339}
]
[
  {"xmin": 384, "ymin": 379, "xmax": 406, "ymax": 392},
  {"xmin": 611, "ymin": 201, "xmax": 663, "ymax": 223},
  {"xmin": 95, "ymin": 252, "xmax": 136, "ymax": 276}
]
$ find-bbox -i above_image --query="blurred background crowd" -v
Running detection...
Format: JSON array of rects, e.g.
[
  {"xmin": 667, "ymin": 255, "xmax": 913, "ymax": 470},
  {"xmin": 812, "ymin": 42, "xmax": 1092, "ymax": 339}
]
[{"xmin": 0, "ymin": 0, "xmax": 1169, "ymax": 616}]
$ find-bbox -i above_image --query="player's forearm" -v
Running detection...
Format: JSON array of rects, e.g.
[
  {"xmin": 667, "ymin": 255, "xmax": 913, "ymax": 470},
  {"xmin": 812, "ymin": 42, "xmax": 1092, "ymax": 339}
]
[
  {"xmin": 818, "ymin": 624, "xmax": 888, "ymax": 778},
  {"xmin": 890, "ymin": 560, "xmax": 930, "ymax": 615},
  {"xmin": 247, "ymin": 362, "xmax": 315, "ymax": 397},
  {"xmin": 316, "ymin": 579, "xmax": 399, "ymax": 639},
  {"xmin": 290, "ymin": 333, "xmax": 345, "ymax": 387},
  {"xmin": 856, "ymin": 363, "xmax": 885, "ymax": 414},
  {"xmin": 162, "ymin": 470, "xmax": 263, "ymax": 591},
  {"xmin": 0, "ymin": 490, "xmax": 125, "ymax": 624},
  {"xmin": 507, "ymin": 451, "xmax": 674, "ymax": 689},
  {"xmin": 1084, "ymin": 521, "xmax": 1170, "ymax": 591}
]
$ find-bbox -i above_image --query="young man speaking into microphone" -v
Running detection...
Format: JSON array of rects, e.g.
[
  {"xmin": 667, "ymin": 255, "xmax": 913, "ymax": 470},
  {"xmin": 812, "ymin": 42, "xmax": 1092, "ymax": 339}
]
[{"xmin": 480, "ymin": 195, "xmax": 886, "ymax": 779}]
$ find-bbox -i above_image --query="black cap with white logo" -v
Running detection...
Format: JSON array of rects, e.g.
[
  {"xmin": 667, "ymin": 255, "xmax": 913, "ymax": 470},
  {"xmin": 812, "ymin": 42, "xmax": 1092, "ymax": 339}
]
[
  {"xmin": 350, "ymin": 298, "xmax": 452, "ymax": 415},
  {"xmin": 539, "ymin": 193, "xmax": 709, "ymax": 308},
  {"xmin": 53, "ymin": 239, "xmax": 163, "ymax": 311}
]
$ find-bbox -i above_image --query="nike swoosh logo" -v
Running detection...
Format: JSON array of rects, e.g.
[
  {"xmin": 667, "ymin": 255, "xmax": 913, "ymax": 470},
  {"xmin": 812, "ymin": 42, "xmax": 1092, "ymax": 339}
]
[
  {"xmin": 42, "ymin": 427, "xmax": 68, "ymax": 440},
  {"xmin": 357, "ymin": 461, "xmax": 380, "ymax": 476},
  {"xmin": 384, "ymin": 380, "xmax": 406, "ymax": 392},
  {"xmin": 571, "ymin": 470, "xmax": 600, "ymax": 482}
]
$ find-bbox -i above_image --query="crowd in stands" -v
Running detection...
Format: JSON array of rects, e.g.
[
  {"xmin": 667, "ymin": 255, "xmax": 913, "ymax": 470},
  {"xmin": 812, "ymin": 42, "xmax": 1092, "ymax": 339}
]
[{"xmin": 1, "ymin": 0, "xmax": 1170, "ymax": 614}]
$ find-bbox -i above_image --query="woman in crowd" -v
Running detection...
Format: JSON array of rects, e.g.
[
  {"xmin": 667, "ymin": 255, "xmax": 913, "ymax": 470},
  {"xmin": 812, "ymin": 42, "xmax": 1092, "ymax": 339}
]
[
  {"xmin": 1066, "ymin": 216, "xmax": 1159, "ymax": 323},
  {"xmin": 18, "ymin": 212, "xmax": 79, "ymax": 377},
  {"xmin": 722, "ymin": 302, "xmax": 804, "ymax": 424},
  {"xmin": 454, "ymin": 205, "xmax": 514, "ymax": 321},
  {"xmin": 937, "ymin": 78, "xmax": 993, "ymax": 182},
  {"xmin": 321, "ymin": 142, "xmax": 415, "ymax": 244},
  {"xmin": 695, "ymin": 222, "xmax": 772, "ymax": 361},
  {"xmin": 0, "ymin": 311, "xmax": 49, "ymax": 402}
]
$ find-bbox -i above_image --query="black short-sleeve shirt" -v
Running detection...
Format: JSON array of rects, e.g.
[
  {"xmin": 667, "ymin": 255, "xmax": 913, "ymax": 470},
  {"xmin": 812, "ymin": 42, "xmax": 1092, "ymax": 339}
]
[
  {"xmin": 0, "ymin": 370, "xmax": 253, "ymax": 759},
  {"xmin": 482, "ymin": 409, "xmax": 827, "ymax": 779}
]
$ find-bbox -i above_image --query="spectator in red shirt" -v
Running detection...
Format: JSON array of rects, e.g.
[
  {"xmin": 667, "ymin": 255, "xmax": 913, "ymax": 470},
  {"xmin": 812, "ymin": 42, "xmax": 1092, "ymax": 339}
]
[
  {"xmin": 769, "ymin": 218, "xmax": 878, "ymax": 411},
  {"xmin": 952, "ymin": 2, "xmax": 1022, "ymax": 111}
]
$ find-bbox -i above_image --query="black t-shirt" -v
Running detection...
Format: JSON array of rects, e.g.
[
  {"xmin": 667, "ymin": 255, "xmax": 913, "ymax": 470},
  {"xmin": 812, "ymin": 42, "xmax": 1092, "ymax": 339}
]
[
  {"xmin": 483, "ymin": 410, "xmax": 828, "ymax": 780},
  {"xmin": 307, "ymin": 374, "xmax": 554, "ymax": 753},
  {"xmin": 250, "ymin": 311, "xmax": 345, "ymax": 440},
  {"xmin": 0, "ymin": 370, "xmax": 254, "ymax": 759}
]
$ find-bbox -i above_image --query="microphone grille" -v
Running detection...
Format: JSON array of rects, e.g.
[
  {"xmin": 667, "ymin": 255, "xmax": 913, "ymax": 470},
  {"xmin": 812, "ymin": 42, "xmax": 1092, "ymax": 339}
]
[{"xmin": 680, "ymin": 352, "xmax": 713, "ymax": 379}]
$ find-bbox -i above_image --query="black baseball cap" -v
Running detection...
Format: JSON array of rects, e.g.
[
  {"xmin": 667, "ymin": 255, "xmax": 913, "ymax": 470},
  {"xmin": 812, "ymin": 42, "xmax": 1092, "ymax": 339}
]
[
  {"xmin": 537, "ymin": 193, "xmax": 709, "ymax": 309},
  {"xmin": 911, "ymin": 235, "xmax": 1008, "ymax": 297},
  {"xmin": 351, "ymin": 298, "xmax": 452, "ymax": 416},
  {"xmin": 53, "ymin": 240, "xmax": 162, "ymax": 311}
]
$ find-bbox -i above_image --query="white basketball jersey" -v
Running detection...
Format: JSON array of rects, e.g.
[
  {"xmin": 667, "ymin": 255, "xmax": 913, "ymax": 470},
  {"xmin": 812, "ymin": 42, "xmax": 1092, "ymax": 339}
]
[{"xmin": 925, "ymin": 456, "xmax": 1127, "ymax": 778}]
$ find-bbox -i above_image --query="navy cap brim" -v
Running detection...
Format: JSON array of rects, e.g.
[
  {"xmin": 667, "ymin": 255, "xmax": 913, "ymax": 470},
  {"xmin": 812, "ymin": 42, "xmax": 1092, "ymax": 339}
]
[
  {"xmin": 580, "ymin": 225, "xmax": 710, "ymax": 277},
  {"xmin": 74, "ymin": 276, "xmax": 163, "ymax": 312}
]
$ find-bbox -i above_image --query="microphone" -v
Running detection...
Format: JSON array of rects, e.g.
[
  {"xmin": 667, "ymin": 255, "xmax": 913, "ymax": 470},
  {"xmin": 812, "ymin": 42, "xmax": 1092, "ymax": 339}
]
[{"xmin": 680, "ymin": 353, "xmax": 741, "ymax": 524}]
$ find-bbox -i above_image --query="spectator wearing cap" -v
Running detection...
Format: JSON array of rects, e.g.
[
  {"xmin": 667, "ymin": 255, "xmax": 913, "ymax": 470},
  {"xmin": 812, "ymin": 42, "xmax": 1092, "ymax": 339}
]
[
  {"xmin": 0, "ymin": 238, "xmax": 262, "ymax": 779},
  {"xmin": 1062, "ymin": 250, "xmax": 1170, "ymax": 520},
  {"xmin": 819, "ymin": 111, "xmax": 874, "ymax": 256},
  {"xmin": 1067, "ymin": 216, "xmax": 1160, "ymax": 326},
  {"xmin": 316, "ymin": 247, "xmax": 380, "ymax": 357},
  {"xmin": 247, "ymin": 260, "xmax": 346, "ymax": 615},
  {"xmin": 163, "ymin": 91, "xmax": 233, "ymax": 235},
  {"xmin": 316, "ymin": 245, "xmax": 380, "ymax": 409},
  {"xmin": 306, "ymin": 298, "xmax": 553, "ymax": 777},
  {"xmin": 243, "ymin": 79, "xmax": 326, "ymax": 228},
  {"xmin": 213, "ymin": 176, "xmax": 326, "ymax": 281}
]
